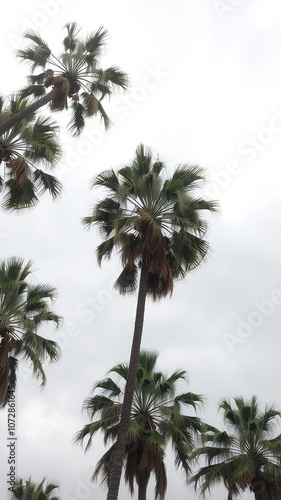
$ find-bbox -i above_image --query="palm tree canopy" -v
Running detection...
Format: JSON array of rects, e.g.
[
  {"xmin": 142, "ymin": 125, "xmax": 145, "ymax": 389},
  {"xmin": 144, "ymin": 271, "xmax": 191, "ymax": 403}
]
[
  {"xmin": 0, "ymin": 95, "xmax": 62, "ymax": 210},
  {"xmin": 74, "ymin": 350, "xmax": 204, "ymax": 499},
  {"xmin": 17, "ymin": 23, "xmax": 128, "ymax": 135},
  {"xmin": 190, "ymin": 396, "xmax": 281, "ymax": 498},
  {"xmin": 0, "ymin": 257, "xmax": 62, "ymax": 407},
  {"xmin": 10, "ymin": 477, "xmax": 61, "ymax": 500},
  {"xmin": 83, "ymin": 143, "xmax": 219, "ymax": 300}
]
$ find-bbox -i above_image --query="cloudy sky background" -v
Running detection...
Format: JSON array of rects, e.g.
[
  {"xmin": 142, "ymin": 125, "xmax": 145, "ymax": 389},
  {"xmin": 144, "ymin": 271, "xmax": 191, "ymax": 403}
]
[{"xmin": 1, "ymin": 1, "xmax": 281, "ymax": 499}]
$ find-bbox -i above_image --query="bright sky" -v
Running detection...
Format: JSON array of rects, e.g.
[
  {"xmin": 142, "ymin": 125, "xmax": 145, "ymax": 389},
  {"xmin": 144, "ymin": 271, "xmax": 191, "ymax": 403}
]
[{"xmin": 1, "ymin": 1, "xmax": 281, "ymax": 499}]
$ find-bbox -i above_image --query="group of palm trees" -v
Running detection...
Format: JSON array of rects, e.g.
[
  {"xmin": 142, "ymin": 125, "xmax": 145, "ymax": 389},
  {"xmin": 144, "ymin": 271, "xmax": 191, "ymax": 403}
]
[
  {"xmin": 8, "ymin": 348, "xmax": 281, "ymax": 500},
  {"xmin": 74, "ymin": 354, "xmax": 281, "ymax": 500},
  {"xmin": 0, "ymin": 23, "xmax": 127, "ymax": 209},
  {"xmin": 0, "ymin": 22, "xmax": 279, "ymax": 500}
]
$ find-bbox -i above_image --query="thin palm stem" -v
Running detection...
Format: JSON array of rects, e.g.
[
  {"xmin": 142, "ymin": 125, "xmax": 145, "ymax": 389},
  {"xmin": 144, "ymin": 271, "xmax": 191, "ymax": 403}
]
[
  {"xmin": 106, "ymin": 261, "xmax": 149, "ymax": 500},
  {"xmin": 0, "ymin": 88, "xmax": 59, "ymax": 137}
]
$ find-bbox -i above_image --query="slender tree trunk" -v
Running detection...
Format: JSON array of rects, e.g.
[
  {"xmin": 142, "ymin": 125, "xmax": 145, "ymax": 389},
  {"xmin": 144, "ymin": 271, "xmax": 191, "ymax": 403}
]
[
  {"xmin": 106, "ymin": 261, "xmax": 149, "ymax": 500},
  {"xmin": 138, "ymin": 476, "xmax": 149, "ymax": 500},
  {"xmin": 0, "ymin": 87, "xmax": 59, "ymax": 136}
]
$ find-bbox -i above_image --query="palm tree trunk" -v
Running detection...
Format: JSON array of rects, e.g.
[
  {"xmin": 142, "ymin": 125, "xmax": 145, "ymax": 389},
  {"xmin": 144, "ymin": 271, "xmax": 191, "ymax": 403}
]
[
  {"xmin": 106, "ymin": 261, "xmax": 149, "ymax": 500},
  {"xmin": 251, "ymin": 477, "xmax": 272, "ymax": 500},
  {"xmin": 0, "ymin": 87, "xmax": 59, "ymax": 136},
  {"xmin": 138, "ymin": 476, "xmax": 149, "ymax": 500}
]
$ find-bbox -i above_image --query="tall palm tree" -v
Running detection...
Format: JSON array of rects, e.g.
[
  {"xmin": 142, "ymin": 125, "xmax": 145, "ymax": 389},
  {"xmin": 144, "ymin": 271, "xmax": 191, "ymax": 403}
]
[
  {"xmin": 190, "ymin": 396, "xmax": 281, "ymax": 500},
  {"xmin": 74, "ymin": 350, "xmax": 204, "ymax": 500},
  {"xmin": 0, "ymin": 23, "xmax": 128, "ymax": 136},
  {"xmin": 0, "ymin": 257, "xmax": 62, "ymax": 408},
  {"xmin": 82, "ymin": 143, "xmax": 219, "ymax": 500},
  {"xmin": 10, "ymin": 477, "xmax": 61, "ymax": 500},
  {"xmin": 0, "ymin": 95, "xmax": 62, "ymax": 209}
]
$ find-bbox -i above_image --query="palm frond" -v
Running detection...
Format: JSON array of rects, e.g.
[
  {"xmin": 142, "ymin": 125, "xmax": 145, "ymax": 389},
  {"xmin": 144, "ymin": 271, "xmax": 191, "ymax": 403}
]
[
  {"xmin": 114, "ymin": 265, "xmax": 138, "ymax": 294},
  {"xmin": 33, "ymin": 170, "xmax": 62, "ymax": 198},
  {"xmin": 20, "ymin": 84, "xmax": 47, "ymax": 99},
  {"xmin": 3, "ymin": 177, "xmax": 38, "ymax": 210}
]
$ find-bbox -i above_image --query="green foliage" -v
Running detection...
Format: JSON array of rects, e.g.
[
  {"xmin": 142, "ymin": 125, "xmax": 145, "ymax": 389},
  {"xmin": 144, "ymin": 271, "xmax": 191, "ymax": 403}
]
[
  {"xmin": 190, "ymin": 396, "xmax": 281, "ymax": 498},
  {"xmin": 74, "ymin": 350, "xmax": 204, "ymax": 499},
  {"xmin": 10, "ymin": 477, "xmax": 61, "ymax": 500},
  {"xmin": 0, "ymin": 96, "xmax": 62, "ymax": 210},
  {"xmin": 0, "ymin": 257, "xmax": 62, "ymax": 407},
  {"xmin": 83, "ymin": 143, "xmax": 219, "ymax": 300},
  {"xmin": 17, "ymin": 23, "xmax": 128, "ymax": 134}
]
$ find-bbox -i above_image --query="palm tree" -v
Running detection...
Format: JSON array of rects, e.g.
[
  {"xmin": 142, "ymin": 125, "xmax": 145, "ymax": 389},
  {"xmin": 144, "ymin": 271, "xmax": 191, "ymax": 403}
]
[
  {"xmin": 0, "ymin": 23, "xmax": 128, "ymax": 137},
  {"xmin": 0, "ymin": 257, "xmax": 62, "ymax": 408},
  {"xmin": 82, "ymin": 143, "xmax": 219, "ymax": 500},
  {"xmin": 74, "ymin": 350, "xmax": 204, "ymax": 500},
  {"xmin": 10, "ymin": 477, "xmax": 61, "ymax": 500},
  {"xmin": 190, "ymin": 396, "xmax": 281, "ymax": 500},
  {"xmin": 0, "ymin": 95, "xmax": 62, "ymax": 209}
]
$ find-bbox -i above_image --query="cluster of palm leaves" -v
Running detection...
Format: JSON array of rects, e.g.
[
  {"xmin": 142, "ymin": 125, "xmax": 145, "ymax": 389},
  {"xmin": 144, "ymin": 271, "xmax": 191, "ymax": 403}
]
[
  {"xmin": 191, "ymin": 396, "xmax": 281, "ymax": 500},
  {"xmin": 83, "ymin": 143, "xmax": 218, "ymax": 299},
  {"xmin": 74, "ymin": 351, "xmax": 203, "ymax": 500},
  {"xmin": 10, "ymin": 477, "xmax": 60, "ymax": 500},
  {"xmin": 16, "ymin": 23, "xmax": 128, "ymax": 134},
  {"xmin": 0, "ymin": 96, "xmax": 62, "ymax": 209},
  {"xmin": 0, "ymin": 257, "xmax": 61, "ymax": 408}
]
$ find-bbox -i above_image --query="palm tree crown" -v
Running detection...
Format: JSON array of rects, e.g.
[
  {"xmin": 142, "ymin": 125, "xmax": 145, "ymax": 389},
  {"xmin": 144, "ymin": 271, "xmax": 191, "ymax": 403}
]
[
  {"xmin": 0, "ymin": 257, "xmax": 62, "ymax": 407},
  {"xmin": 0, "ymin": 95, "xmax": 62, "ymax": 209},
  {"xmin": 83, "ymin": 143, "xmax": 219, "ymax": 299},
  {"xmin": 10, "ymin": 477, "xmax": 61, "ymax": 500},
  {"xmin": 0, "ymin": 23, "xmax": 128, "ymax": 136},
  {"xmin": 75, "ymin": 350, "xmax": 204, "ymax": 500},
  {"xmin": 191, "ymin": 396, "xmax": 281, "ymax": 499}
]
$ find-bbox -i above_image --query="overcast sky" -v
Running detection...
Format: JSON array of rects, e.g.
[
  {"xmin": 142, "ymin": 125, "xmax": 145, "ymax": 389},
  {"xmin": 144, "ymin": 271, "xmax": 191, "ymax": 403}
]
[{"xmin": 1, "ymin": 1, "xmax": 281, "ymax": 499}]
